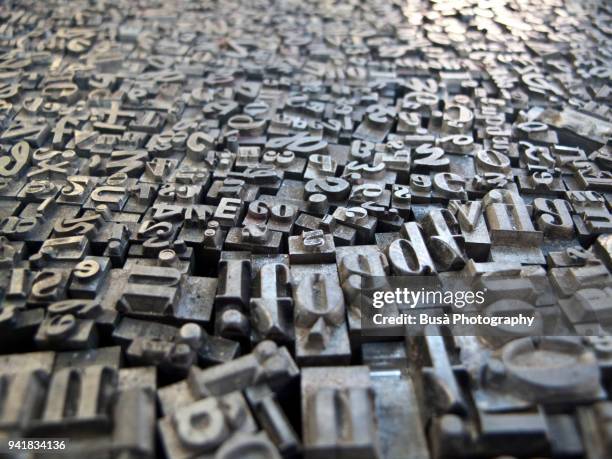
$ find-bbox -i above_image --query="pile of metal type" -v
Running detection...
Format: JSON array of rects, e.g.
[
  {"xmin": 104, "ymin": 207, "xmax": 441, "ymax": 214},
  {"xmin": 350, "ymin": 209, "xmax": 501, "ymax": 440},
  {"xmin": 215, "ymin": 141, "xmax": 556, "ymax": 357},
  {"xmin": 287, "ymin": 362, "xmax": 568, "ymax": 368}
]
[{"xmin": 0, "ymin": 0, "xmax": 611, "ymax": 457}]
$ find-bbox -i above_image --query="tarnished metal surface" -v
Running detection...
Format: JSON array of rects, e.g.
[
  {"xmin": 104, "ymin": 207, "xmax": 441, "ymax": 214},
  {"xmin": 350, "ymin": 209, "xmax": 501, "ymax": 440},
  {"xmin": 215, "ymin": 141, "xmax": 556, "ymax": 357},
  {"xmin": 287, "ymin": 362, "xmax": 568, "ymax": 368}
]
[{"xmin": 0, "ymin": 0, "xmax": 611, "ymax": 457}]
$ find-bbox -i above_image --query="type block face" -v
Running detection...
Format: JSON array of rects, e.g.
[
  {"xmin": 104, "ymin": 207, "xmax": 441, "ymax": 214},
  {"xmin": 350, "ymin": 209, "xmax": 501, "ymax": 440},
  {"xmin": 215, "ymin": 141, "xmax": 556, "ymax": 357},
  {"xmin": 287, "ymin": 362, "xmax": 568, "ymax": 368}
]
[{"xmin": 301, "ymin": 366, "xmax": 381, "ymax": 459}]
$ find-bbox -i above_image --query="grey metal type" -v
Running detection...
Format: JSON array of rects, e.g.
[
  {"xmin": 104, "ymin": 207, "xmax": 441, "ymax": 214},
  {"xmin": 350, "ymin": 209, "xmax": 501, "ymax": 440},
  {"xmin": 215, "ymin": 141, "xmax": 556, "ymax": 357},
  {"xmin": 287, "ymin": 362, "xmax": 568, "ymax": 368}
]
[{"xmin": 0, "ymin": 0, "xmax": 611, "ymax": 457}]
